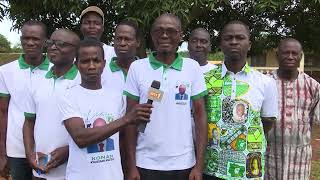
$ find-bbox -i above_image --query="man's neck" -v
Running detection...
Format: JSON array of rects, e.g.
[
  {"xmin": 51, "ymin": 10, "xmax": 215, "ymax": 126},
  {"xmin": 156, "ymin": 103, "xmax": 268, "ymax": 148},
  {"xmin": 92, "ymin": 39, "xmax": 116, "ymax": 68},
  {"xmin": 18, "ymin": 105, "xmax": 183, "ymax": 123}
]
[
  {"xmin": 224, "ymin": 58, "xmax": 246, "ymax": 74},
  {"xmin": 81, "ymin": 79, "xmax": 102, "ymax": 90},
  {"xmin": 156, "ymin": 52, "xmax": 176, "ymax": 65},
  {"xmin": 277, "ymin": 68, "xmax": 299, "ymax": 81},
  {"xmin": 117, "ymin": 57, "xmax": 135, "ymax": 73},
  {"xmin": 25, "ymin": 54, "xmax": 43, "ymax": 67},
  {"xmin": 52, "ymin": 62, "xmax": 73, "ymax": 78}
]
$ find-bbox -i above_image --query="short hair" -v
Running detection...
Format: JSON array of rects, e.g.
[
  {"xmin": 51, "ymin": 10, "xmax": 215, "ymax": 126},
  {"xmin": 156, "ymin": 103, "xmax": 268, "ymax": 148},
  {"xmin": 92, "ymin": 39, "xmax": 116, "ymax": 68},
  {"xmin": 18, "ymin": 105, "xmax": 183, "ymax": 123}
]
[
  {"xmin": 53, "ymin": 28, "xmax": 80, "ymax": 44},
  {"xmin": 76, "ymin": 38, "xmax": 104, "ymax": 61},
  {"xmin": 22, "ymin": 20, "xmax": 47, "ymax": 37},
  {"xmin": 189, "ymin": 28, "xmax": 211, "ymax": 40},
  {"xmin": 277, "ymin": 38, "xmax": 302, "ymax": 51},
  {"xmin": 220, "ymin": 20, "xmax": 250, "ymax": 38},
  {"xmin": 151, "ymin": 13, "xmax": 182, "ymax": 30},
  {"xmin": 116, "ymin": 20, "xmax": 141, "ymax": 40}
]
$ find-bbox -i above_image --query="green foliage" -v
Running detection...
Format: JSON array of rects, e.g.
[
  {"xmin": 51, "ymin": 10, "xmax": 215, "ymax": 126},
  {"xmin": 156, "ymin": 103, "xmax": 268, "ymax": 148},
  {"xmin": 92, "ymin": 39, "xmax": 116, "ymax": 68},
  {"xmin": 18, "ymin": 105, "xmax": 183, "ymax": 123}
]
[
  {"xmin": 2, "ymin": 0, "xmax": 320, "ymax": 54},
  {"xmin": 0, "ymin": 53, "xmax": 20, "ymax": 65},
  {"xmin": 208, "ymin": 51, "xmax": 224, "ymax": 61},
  {"xmin": 0, "ymin": 34, "xmax": 11, "ymax": 53}
]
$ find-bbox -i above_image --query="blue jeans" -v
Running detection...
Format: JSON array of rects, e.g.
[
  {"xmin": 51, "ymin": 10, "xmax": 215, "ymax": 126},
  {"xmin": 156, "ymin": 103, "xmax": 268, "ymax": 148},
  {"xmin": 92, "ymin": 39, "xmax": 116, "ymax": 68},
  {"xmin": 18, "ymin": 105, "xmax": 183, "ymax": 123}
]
[{"xmin": 8, "ymin": 157, "xmax": 32, "ymax": 180}]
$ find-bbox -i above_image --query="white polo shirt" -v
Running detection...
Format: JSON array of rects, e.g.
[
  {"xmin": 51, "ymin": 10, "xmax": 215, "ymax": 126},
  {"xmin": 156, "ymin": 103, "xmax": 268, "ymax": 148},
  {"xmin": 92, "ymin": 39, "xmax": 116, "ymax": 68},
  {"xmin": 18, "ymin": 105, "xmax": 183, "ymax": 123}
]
[
  {"xmin": 102, "ymin": 57, "xmax": 127, "ymax": 91},
  {"xmin": 24, "ymin": 65, "xmax": 80, "ymax": 180},
  {"xmin": 124, "ymin": 53, "xmax": 207, "ymax": 170},
  {"xmin": 0, "ymin": 55, "xmax": 50, "ymax": 158},
  {"xmin": 103, "ymin": 44, "xmax": 116, "ymax": 62},
  {"xmin": 58, "ymin": 85, "xmax": 125, "ymax": 180}
]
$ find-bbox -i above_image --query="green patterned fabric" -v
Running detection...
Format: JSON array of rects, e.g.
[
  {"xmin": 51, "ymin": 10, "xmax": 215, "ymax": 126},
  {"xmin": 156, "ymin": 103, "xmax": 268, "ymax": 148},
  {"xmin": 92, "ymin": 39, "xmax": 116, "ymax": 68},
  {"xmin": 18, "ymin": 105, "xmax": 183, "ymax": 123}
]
[{"xmin": 204, "ymin": 64, "xmax": 267, "ymax": 179}]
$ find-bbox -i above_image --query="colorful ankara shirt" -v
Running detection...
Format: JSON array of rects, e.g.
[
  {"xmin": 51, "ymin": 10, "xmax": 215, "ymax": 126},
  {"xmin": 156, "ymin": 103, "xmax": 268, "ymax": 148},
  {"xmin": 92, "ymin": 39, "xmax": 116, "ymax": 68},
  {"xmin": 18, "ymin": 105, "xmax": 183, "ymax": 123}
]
[
  {"xmin": 204, "ymin": 63, "xmax": 278, "ymax": 179},
  {"xmin": 265, "ymin": 71, "xmax": 320, "ymax": 180}
]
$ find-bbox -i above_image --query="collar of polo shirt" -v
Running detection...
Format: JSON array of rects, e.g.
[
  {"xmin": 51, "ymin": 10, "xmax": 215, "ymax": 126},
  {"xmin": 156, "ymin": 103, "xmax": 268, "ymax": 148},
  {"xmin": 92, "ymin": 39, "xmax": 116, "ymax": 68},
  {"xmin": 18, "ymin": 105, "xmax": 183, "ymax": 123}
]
[
  {"xmin": 109, "ymin": 57, "xmax": 128, "ymax": 77},
  {"xmin": 18, "ymin": 54, "xmax": 50, "ymax": 70},
  {"xmin": 45, "ymin": 64, "xmax": 78, "ymax": 80},
  {"xmin": 221, "ymin": 62, "xmax": 251, "ymax": 77},
  {"xmin": 149, "ymin": 52, "xmax": 183, "ymax": 71}
]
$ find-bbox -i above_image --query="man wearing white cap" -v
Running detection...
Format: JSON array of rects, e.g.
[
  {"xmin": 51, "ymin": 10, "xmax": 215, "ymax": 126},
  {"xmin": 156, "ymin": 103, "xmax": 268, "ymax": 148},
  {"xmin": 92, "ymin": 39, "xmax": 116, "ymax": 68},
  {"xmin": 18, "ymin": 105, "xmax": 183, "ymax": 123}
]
[{"xmin": 80, "ymin": 6, "xmax": 115, "ymax": 62}]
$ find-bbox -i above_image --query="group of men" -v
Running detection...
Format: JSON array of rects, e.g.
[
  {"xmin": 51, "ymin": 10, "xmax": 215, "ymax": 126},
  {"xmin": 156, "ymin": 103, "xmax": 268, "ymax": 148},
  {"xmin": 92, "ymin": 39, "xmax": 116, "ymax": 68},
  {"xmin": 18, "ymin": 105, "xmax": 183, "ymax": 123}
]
[{"xmin": 0, "ymin": 5, "xmax": 319, "ymax": 180}]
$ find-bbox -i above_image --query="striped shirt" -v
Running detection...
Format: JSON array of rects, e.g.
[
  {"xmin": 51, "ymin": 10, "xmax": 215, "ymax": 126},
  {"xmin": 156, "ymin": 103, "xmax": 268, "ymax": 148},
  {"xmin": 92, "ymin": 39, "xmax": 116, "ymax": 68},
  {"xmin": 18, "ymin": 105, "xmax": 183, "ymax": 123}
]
[{"xmin": 265, "ymin": 70, "xmax": 320, "ymax": 180}]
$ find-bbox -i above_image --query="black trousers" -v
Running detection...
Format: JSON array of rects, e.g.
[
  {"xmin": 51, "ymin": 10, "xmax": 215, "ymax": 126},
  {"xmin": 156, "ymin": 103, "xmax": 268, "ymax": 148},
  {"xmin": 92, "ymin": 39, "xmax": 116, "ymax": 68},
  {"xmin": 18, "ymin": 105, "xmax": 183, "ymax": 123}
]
[
  {"xmin": 138, "ymin": 167, "xmax": 192, "ymax": 180},
  {"xmin": 203, "ymin": 174, "xmax": 225, "ymax": 180}
]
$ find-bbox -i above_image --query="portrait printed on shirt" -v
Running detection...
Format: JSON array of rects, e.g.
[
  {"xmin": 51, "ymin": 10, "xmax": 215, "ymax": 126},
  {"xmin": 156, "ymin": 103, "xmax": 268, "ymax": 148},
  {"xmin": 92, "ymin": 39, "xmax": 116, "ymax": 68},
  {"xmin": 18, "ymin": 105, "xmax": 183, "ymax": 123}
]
[
  {"xmin": 84, "ymin": 112, "xmax": 116, "ymax": 164},
  {"xmin": 232, "ymin": 101, "xmax": 248, "ymax": 123},
  {"xmin": 175, "ymin": 82, "xmax": 190, "ymax": 105},
  {"xmin": 246, "ymin": 152, "xmax": 262, "ymax": 178},
  {"xmin": 208, "ymin": 123, "xmax": 220, "ymax": 147}
]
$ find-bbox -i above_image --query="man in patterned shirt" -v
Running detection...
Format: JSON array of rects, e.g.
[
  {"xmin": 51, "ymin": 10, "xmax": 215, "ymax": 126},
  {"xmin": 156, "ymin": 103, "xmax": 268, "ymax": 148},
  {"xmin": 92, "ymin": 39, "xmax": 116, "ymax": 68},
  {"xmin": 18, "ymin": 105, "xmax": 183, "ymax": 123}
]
[
  {"xmin": 203, "ymin": 20, "xmax": 278, "ymax": 180},
  {"xmin": 265, "ymin": 38, "xmax": 320, "ymax": 180}
]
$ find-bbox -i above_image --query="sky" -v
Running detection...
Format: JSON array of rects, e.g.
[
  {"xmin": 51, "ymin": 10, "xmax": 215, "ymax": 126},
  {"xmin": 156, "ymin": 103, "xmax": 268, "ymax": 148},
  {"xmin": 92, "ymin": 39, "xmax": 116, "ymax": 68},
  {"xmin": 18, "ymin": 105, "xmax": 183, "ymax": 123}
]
[{"xmin": 0, "ymin": 17, "xmax": 21, "ymax": 47}]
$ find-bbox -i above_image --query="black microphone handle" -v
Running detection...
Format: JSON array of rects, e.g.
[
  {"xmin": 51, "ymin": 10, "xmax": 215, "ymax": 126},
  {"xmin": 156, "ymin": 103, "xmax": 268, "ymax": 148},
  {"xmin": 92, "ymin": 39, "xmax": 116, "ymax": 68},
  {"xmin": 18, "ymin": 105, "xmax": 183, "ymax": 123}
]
[{"xmin": 137, "ymin": 99, "xmax": 153, "ymax": 133}]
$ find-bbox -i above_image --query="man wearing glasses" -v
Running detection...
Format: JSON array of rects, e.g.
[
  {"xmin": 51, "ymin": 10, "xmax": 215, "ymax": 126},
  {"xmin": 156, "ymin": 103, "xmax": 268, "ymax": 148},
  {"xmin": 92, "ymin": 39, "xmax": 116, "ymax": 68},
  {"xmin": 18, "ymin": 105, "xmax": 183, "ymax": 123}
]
[
  {"xmin": 0, "ymin": 20, "xmax": 50, "ymax": 180},
  {"xmin": 23, "ymin": 29, "xmax": 80, "ymax": 180},
  {"xmin": 124, "ymin": 13, "xmax": 208, "ymax": 180},
  {"xmin": 80, "ymin": 6, "xmax": 115, "ymax": 62}
]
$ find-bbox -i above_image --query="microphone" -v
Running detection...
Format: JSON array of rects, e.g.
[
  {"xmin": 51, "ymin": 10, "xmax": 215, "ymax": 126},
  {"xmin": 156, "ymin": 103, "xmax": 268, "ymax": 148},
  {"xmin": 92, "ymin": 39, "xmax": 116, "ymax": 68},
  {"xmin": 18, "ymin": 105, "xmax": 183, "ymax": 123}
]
[{"xmin": 137, "ymin": 80, "xmax": 162, "ymax": 133}]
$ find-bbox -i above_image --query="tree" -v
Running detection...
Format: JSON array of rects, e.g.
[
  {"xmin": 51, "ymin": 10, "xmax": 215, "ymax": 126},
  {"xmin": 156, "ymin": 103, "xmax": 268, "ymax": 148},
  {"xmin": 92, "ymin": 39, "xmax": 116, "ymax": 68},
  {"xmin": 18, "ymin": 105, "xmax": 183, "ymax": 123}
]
[
  {"xmin": 3, "ymin": 0, "xmax": 320, "ymax": 55},
  {"xmin": 0, "ymin": 34, "xmax": 11, "ymax": 53}
]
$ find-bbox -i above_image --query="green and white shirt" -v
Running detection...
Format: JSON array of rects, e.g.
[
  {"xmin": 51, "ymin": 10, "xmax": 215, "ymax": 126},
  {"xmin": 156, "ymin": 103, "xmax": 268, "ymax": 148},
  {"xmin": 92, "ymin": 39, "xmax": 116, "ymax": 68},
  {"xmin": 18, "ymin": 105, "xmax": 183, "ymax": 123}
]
[
  {"xmin": 102, "ymin": 57, "xmax": 127, "ymax": 91},
  {"xmin": 24, "ymin": 65, "xmax": 80, "ymax": 179},
  {"xmin": 204, "ymin": 63, "xmax": 278, "ymax": 179},
  {"xmin": 0, "ymin": 55, "xmax": 50, "ymax": 158},
  {"xmin": 124, "ymin": 53, "xmax": 207, "ymax": 170}
]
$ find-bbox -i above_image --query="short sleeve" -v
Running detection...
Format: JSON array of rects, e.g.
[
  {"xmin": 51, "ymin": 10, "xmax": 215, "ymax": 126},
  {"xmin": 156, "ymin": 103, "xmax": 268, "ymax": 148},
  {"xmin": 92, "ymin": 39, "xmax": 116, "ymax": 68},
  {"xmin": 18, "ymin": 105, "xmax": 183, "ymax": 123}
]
[
  {"xmin": 123, "ymin": 62, "xmax": 140, "ymax": 101},
  {"xmin": 191, "ymin": 62, "xmax": 208, "ymax": 100},
  {"xmin": 0, "ymin": 67, "xmax": 10, "ymax": 97},
  {"xmin": 57, "ymin": 89, "xmax": 81, "ymax": 123},
  {"xmin": 24, "ymin": 85, "xmax": 36, "ymax": 118},
  {"xmin": 261, "ymin": 78, "xmax": 278, "ymax": 119}
]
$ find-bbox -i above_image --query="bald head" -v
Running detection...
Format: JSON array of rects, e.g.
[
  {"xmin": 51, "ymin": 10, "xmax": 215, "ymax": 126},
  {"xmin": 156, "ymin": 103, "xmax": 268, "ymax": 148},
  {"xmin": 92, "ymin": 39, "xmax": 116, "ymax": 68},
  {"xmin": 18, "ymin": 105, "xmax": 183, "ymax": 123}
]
[
  {"xmin": 52, "ymin": 29, "xmax": 80, "ymax": 45},
  {"xmin": 152, "ymin": 13, "xmax": 182, "ymax": 31},
  {"xmin": 189, "ymin": 28, "xmax": 210, "ymax": 40},
  {"xmin": 278, "ymin": 38, "xmax": 302, "ymax": 52}
]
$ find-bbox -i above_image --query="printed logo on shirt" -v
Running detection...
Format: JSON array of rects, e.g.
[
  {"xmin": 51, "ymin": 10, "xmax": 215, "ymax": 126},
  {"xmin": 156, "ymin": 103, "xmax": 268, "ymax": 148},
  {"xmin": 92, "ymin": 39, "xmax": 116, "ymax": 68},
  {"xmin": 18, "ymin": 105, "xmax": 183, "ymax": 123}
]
[
  {"xmin": 175, "ymin": 82, "xmax": 190, "ymax": 105},
  {"xmin": 85, "ymin": 117, "xmax": 116, "ymax": 164}
]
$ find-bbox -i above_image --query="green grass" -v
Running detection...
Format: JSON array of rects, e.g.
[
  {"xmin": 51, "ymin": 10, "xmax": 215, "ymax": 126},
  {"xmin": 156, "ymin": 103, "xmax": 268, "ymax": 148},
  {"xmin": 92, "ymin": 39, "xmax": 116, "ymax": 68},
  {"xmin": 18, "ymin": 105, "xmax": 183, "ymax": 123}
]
[
  {"xmin": 311, "ymin": 143, "xmax": 320, "ymax": 180},
  {"xmin": 0, "ymin": 53, "xmax": 20, "ymax": 65}
]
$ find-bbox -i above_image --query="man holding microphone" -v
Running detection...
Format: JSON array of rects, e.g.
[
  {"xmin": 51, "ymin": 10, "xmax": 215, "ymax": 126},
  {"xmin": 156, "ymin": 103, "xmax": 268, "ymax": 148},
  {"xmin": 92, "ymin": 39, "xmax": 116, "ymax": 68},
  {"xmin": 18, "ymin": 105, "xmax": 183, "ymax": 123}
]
[{"xmin": 124, "ymin": 13, "xmax": 208, "ymax": 180}]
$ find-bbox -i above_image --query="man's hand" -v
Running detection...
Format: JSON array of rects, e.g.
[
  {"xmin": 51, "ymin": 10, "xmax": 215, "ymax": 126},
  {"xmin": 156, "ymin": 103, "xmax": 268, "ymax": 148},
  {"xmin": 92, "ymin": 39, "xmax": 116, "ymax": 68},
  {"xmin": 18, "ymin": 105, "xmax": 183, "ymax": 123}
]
[
  {"xmin": 189, "ymin": 165, "xmax": 202, "ymax": 180},
  {"xmin": 127, "ymin": 166, "xmax": 140, "ymax": 180},
  {"xmin": 0, "ymin": 153, "xmax": 7, "ymax": 171},
  {"xmin": 125, "ymin": 103, "xmax": 152, "ymax": 125},
  {"xmin": 27, "ymin": 152, "xmax": 47, "ymax": 173},
  {"xmin": 45, "ymin": 146, "xmax": 68, "ymax": 173}
]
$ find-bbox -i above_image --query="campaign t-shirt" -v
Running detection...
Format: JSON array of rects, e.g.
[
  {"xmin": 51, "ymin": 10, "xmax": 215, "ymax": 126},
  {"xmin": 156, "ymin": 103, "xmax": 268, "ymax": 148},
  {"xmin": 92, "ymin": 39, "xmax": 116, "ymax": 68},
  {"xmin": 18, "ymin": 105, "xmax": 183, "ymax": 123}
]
[{"xmin": 58, "ymin": 85, "xmax": 125, "ymax": 180}]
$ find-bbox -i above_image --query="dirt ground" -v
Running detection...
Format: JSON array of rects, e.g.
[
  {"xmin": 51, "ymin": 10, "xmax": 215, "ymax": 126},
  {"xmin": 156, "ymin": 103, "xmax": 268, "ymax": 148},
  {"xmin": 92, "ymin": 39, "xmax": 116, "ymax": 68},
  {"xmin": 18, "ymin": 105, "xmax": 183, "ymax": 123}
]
[{"xmin": 1, "ymin": 125, "xmax": 320, "ymax": 180}]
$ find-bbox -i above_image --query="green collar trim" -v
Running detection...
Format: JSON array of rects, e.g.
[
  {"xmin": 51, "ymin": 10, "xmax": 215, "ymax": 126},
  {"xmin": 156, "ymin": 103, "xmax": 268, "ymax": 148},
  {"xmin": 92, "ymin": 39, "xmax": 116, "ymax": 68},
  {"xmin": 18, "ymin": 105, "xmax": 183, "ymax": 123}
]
[
  {"xmin": 149, "ymin": 52, "xmax": 183, "ymax": 71},
  {"xmin": 109, "ymin": 57, "xmax": 128, "ymax": 77},
  {"xmin": 221, "ymin": 62, "xmax": 251, "ymax": 77},
  {"xmin": 18, "ymin": 54, "xmax": 50, "ymax": 70},
  {"xmin": 45, "ymin": 64, "xmax": 78, "ymax": 80},
  {"xmin": 109, "ymin": 57, "xmax": 122, "ymax": 72}
]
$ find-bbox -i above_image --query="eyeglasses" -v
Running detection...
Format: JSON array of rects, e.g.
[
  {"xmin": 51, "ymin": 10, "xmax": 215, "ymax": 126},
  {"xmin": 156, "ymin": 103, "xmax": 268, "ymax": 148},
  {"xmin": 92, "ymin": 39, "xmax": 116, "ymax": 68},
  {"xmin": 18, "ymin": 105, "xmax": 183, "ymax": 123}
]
[
  {"xmin": 45, "ymin": 40, "xmax": 76, "ymax": 48},
  {"xmin": 152, "ymin": 28, "xmax": 180, "ymax": 37}
]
